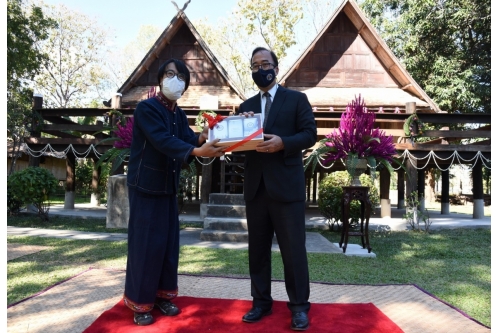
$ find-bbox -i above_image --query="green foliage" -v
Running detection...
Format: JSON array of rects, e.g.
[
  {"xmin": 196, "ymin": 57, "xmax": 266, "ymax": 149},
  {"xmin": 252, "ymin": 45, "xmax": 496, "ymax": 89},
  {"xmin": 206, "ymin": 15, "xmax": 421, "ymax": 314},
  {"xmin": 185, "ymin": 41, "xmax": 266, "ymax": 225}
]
[
  {"xmin": 317, "ymin": 171, "xmax": 379, "ymax": 230},
  {"xmin": 7, "ymin": 0, "xmax": 56, "ymax": 91},
  {"xmin": 238, "ymin": 0, "xmax": 303, "ymax": 60},
  {"xmin": 361, "ymin": 0, "xmax": 490, "ymax": 114},
  {"xmin": 7, "ymin": 167, "xmax": 59, "ymax": 221},
  {"xmin": 75, "ymin": 159, "xmax": 110, "ymax": 198}
]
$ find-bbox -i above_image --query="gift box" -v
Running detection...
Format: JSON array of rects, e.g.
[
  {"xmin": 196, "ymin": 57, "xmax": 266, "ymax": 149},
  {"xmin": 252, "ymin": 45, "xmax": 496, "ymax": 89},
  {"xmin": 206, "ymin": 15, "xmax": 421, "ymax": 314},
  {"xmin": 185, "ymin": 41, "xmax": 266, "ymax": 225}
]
[{"xmin": 208, "ymin": 114, "xmax": 264, "ymax": 152}]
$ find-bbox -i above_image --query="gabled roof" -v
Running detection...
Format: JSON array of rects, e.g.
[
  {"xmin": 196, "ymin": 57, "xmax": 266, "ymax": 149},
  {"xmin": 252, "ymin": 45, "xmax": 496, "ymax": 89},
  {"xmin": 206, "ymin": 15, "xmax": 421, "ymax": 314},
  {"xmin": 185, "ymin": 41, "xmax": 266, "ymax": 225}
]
[
  {"xmin": 118, "ymin": 10, "xmax": 246, "ymax": 107},
  {"xmin": 279, "ymin": 0, "xmax": 441, "ymax": 112}
]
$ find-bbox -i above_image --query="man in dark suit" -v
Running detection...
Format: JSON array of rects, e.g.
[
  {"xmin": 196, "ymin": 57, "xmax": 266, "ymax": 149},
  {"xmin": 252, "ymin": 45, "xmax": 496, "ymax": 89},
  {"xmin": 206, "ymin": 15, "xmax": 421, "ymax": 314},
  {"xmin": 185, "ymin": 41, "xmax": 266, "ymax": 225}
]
[{"xmin": 239, "ymin": 47, "xmax": 317, "ymax": 331}]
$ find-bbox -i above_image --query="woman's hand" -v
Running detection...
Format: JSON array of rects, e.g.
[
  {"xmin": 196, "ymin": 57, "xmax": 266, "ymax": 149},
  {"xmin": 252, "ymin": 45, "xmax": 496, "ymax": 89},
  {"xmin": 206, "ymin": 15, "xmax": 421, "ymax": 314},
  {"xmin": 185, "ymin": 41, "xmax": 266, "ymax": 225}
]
[{"xmin": 192, "ymin": 139, "xmax": 225, "ymax": 157}]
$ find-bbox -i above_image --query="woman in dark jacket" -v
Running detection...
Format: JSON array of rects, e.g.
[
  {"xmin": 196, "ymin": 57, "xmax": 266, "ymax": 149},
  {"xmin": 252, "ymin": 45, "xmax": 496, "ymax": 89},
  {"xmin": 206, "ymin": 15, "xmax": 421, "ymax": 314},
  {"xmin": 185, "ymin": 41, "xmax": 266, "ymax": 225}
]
[{"xmin": 123, "ymin": 58, "xmax": 225, "ymax": 326}]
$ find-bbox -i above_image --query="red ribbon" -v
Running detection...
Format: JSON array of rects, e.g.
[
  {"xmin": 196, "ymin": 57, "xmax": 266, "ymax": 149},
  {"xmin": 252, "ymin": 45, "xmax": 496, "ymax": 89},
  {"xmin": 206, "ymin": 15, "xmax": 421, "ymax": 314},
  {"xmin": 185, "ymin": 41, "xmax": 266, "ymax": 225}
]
[
  {"xmin": 202, "ymin": 113, "xmax": 227, "ymax": 129},
  {"xmin": 224, "ymin": 128, "xmax": 264, "ymax": 152}
]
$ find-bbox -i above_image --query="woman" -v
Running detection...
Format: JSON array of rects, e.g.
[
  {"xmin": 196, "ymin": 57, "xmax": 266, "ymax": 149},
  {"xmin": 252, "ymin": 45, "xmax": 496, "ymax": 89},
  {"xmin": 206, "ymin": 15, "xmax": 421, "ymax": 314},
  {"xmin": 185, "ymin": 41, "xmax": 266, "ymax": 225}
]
[{"xmin": 123, "ymin": 58, "xmax": 225, "ymax": 326}]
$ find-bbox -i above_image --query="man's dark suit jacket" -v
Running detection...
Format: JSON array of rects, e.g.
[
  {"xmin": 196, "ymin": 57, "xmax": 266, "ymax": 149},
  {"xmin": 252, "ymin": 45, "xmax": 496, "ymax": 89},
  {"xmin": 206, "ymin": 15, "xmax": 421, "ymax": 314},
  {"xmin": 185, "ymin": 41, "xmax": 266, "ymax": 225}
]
[{"xmin": 239, "ymin": 85, "xmax": 317, "ymax": 202}]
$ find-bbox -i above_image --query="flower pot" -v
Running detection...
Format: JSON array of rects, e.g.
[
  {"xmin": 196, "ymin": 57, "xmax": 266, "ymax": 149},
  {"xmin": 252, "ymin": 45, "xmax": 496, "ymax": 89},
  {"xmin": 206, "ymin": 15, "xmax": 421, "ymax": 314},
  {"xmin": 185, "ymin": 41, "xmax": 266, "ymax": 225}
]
[{"xmin": 348, "ymin": 158, "xmax": 367, "ymax": 186}]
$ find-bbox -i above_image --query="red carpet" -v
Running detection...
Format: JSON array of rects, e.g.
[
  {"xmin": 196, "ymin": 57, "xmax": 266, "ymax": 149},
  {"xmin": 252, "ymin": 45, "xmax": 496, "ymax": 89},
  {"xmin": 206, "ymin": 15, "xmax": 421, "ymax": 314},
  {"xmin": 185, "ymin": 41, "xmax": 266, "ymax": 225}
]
[{"xmin": 83, "ymin": 296, "xmax": 403, "ymax": 333}]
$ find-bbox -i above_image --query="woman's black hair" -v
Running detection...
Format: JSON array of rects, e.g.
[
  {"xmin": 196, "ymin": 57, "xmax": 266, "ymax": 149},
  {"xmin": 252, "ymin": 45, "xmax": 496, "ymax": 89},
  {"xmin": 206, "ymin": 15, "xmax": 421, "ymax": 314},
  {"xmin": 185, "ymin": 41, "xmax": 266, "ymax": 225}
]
[
  {"xmin": 157, "ymin": 58, "xmax": 190, "ymax": 92},
  {"xmin": 250, "ymin": 47, "xmax": 279, "ymax": 66}
]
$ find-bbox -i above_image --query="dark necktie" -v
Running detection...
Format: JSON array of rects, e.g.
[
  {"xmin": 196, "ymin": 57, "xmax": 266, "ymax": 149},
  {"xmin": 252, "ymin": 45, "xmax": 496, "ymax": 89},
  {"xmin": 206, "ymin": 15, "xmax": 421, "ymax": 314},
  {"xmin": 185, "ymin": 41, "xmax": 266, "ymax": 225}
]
[{"xmin": 263, "ymin": 92, "xmax": 272, "ymax": 127}]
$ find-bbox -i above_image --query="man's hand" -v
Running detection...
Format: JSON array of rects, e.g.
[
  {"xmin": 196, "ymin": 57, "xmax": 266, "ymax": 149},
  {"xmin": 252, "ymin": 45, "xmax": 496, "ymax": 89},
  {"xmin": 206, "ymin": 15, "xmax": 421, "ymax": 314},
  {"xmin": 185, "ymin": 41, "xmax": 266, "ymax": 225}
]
[
  {"xmin": 239, "ymin": 111, "xmax": 255, "ymax": 118},
  {"xmin": 192, "ymin": 139, "xmax": 225, "ymax": 157},
  {"xmin": 256, "ymin": 134, "xmax": 284, "ymax": 153}
]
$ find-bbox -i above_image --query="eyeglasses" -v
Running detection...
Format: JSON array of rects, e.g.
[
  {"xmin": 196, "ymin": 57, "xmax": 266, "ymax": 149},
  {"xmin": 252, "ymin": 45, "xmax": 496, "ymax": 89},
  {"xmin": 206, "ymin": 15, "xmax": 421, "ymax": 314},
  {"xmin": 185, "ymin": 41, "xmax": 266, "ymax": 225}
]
[
  {"xmin": 250, "ymin": 63, "xmax": 276, "ymax": 72},
  {"xmin": 164, "ymin": 70, "xmax": 186, "ymax": 81}
]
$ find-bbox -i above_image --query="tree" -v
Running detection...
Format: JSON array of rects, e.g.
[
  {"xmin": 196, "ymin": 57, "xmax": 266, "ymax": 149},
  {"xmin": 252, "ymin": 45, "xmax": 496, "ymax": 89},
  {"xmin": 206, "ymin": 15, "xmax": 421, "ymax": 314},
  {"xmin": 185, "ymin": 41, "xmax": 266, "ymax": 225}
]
[
  {"xmin": 7, "ymin": 0, "xmax": 55, "ymax": 92},
  {"xmin": 7, "ymin": 0, "xmax": 55, "ymax": 175},
  {"xmin": 31, "ymin": 2, "xmax": 112, "ymax": 108},
  {"xmin": 360, "ymin": 0, "xmax": 491, "ymax": 114},
  {"xmin": 238, "ymin": 0, "xmax": 304, "ymax": 61},
  {"xmin": 106, "ymin": 25, "xmax": 162, "ymax": 92}
]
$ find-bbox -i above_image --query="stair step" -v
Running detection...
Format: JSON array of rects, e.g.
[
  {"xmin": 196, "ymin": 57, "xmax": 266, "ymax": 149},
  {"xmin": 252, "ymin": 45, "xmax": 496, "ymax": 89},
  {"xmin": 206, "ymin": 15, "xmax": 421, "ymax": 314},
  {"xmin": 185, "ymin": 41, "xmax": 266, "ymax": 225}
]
[
  {"xmin": 207, "ymin": 204, "xmax": 246, "ymax": 218},
  {"xmin": 203, "ymin": 217, "xmax": 247, "ymax": 230},
  {"xmin": 208, "ymin": 193, "xmax": 245, "ymax": 205},
  {"xmin": 200, "ymin": 230, "xmax": 248, "ymax": 243}
]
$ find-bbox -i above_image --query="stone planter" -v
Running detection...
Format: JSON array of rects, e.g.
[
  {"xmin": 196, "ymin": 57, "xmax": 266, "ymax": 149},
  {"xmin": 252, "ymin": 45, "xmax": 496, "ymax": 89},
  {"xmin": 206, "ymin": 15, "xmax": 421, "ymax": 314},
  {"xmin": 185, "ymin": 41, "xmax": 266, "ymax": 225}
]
[{"xmin": 106, "ymin": 174, "xmax": 129, "ymax": 229}]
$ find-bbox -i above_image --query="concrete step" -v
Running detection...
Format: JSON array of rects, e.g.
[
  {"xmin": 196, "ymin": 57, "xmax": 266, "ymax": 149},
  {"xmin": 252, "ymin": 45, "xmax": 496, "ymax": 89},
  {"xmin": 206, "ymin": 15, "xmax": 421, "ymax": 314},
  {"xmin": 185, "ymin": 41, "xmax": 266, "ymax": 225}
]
[
  {"xmin": 208, "ymin": 193, "xmax": 245, "ymax": 205},
  {"xmin": 200, "ymin": 229, "xmax": 248, "ymax": 242},
  {"xmin": 203, "ymin": 217, "xmax": 247, "ymax": 230},
  {"xmin": 206, "ymin": 204, "xmax": 246, "ymax": 218}
]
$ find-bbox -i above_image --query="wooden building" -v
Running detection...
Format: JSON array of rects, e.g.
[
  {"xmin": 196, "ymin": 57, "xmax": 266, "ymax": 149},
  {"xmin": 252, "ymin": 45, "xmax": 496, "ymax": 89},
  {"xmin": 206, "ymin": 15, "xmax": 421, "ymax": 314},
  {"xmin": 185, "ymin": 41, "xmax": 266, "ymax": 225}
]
[{"xmin": 117, "ymin": 10, "xmax": 246, "ymax": 110}]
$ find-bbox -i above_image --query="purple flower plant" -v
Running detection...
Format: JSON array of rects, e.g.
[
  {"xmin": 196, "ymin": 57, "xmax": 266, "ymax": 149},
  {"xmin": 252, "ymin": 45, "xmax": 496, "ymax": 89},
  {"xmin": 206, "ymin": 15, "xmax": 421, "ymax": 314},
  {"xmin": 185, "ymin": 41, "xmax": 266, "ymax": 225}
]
[
  {"xmin": 321, "ymin": 94, "xmax": 397, "ymax": 166},
  {"xmin": 113, "ymin": 117, "xmax": 134, "ymax": 149}
]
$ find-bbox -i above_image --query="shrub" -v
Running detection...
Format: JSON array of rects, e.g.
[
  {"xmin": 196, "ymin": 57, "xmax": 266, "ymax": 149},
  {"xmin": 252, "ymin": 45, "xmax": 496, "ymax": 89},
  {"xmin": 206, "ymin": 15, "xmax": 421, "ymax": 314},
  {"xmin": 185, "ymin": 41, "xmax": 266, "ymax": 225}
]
[
  {"xmin": 317, "ymin": 171, "xmax": 379, "ymax": 230},
  {"xmin": 7, "ymin": 167, "xmax": 59, "ymax": 221}
]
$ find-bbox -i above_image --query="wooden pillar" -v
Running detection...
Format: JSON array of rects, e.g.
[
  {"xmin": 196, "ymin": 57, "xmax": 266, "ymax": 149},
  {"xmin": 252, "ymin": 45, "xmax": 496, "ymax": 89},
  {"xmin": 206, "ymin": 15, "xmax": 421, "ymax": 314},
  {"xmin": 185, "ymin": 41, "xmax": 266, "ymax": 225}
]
[
  {"xmin": 312, "ymin": 170, "xmax": 318, "ymax": 204},
  {"xmin": 418, "ymin": 168, "xmax": 425, "ymax": 211},
  {"xmin": 219, "ymin": 156, "xmax": 226, "ymax": 193},
  {"xmin": 397, "ymin": 168, "xmax": 405, "ymax": 209},
  {"xmin": 111, "ymin": 93, "xmax": 124, "ymax": 175},
  {"xmin": 472, "ymin": 163, "xmax": 484, "ymax": 218},
  {"xmin": 90, "ymin": 157, "xmax": 101, "ymax": 206},
  {"xmin": 405, "ymin": 101, "xmax": 416, "ymax": 114},
  {"xmin": 441, "ymin": 169, "xmax": 450, "ymax": 214},
  {"xmin": 380, "ymin": 167, "xmax": 391, "ymax": 217},
  {"xmin": 405, "ymin": 158, "xmax": 417, "ymax": 203},
  {"xmin": 64, "ymin": 153, "xmax": 76, "ymax": 209},
  {"xmin": 200, "ymin": 158, "xmax": 213, "ymax": 218},
  {"xmin": 28, "ymin": 94, "xmax": 43, "ymax": 167}
]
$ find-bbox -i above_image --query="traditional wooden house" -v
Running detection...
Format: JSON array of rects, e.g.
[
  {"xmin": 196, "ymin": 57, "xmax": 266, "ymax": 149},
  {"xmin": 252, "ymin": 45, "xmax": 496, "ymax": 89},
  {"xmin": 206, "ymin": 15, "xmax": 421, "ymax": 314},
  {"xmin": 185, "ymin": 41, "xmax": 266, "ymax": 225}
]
[
  {"xmin": 279, "ymin": 0, "xmax": 490, "ymax": 218},
  {"xmin": 116, "ymin": 10, "xmax": 246, "ymax": 110}
]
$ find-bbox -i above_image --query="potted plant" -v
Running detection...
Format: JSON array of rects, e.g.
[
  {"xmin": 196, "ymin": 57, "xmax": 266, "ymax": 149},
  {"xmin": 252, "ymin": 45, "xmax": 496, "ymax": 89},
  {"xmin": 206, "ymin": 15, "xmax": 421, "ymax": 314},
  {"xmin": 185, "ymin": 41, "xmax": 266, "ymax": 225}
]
[{"xmin": 305, "ymin": 94, "xmax": 401, "ymax": 185}]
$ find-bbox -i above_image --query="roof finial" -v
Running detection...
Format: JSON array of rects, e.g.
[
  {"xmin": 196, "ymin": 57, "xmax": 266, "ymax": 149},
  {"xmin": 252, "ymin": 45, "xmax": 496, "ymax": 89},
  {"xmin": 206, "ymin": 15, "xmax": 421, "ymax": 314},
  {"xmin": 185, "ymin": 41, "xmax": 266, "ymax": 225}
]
[{"xmin": 171, "ymin": 0, "xmax": 191, "ymax": 12}]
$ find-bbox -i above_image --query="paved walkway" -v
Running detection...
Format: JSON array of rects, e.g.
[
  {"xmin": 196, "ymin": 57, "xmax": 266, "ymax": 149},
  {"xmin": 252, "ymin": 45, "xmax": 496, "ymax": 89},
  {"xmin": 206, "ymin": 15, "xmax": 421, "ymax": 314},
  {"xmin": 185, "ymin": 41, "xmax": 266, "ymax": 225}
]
[{"xmin": 9, "ymin": 203, "xmax": 491, "ymax": 257}]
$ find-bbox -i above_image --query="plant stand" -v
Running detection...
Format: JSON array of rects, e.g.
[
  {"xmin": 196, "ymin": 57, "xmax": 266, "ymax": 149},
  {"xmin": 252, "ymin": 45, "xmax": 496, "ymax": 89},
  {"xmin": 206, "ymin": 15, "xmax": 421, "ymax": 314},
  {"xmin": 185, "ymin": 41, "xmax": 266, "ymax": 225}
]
[{"xmin": 339, "ymin": 186, "xmax": 372, "ymax": 253}]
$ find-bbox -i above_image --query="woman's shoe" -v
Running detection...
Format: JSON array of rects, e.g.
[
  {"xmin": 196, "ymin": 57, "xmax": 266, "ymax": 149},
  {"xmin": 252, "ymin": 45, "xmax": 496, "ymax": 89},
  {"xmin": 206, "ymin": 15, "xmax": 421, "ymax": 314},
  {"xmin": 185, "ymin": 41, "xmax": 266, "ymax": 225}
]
[
  {"xmin": 134, "ymin": 311, "xmax": 154, "ymax": 325},
  {"xmin": 155, "ymin": 300, "xmax": 180, "ymax": 316}
]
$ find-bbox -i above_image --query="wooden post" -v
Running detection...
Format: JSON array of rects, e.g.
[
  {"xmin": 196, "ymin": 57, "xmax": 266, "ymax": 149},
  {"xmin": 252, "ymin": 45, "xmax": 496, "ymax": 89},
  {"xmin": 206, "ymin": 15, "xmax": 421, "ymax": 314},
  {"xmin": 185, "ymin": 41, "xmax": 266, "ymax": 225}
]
[
  {"xmin": 28, "ymin": 94, "xmax": 43, "ymax": 167},
  {"xmin": 441, "ymin": 169, "xmax": 450, "ymax": 214},
  {"xmin": 397, "ymin": 168, "xmax": 405, "ymax": 209},
  {"xmin": 379, "ymin": 167, "xmax": 391, "ymax": 217},
  {"xmin": 219, "ymin": 156, "xmax": 226, "ymax": 193},
  {"xmin": 91, "ymin": 157, "xmax": 101, "ymax": 206},
  {"xmin": 200, "ymin": 159, "xmax": 213, "ymax": 218},
  {"xmin": 405, "ymin": 102, "xmax": 416, "ymax": 114},
  {"xmin": 405, "ymin": 158, "xmax": 417, "ymax": 203},
  {"xmin": 111, "ymin": 93, "xmax": 124, "ymax": 175},
  {"xmin": 472, "ymin": 163, "xmax": 484, "ymax": 218},
  {"xmin": 64, "ymin": 153, "xmax": 76, "ymax": 209},
  {"xmin": 418, "ymin": 168, "xmax": 425, "ymax": 211}
]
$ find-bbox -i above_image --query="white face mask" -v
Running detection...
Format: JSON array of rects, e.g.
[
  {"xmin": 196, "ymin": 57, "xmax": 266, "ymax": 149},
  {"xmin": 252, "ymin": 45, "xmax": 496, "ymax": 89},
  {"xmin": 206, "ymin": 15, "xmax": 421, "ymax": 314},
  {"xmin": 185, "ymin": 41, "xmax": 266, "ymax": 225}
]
[{"xmin": 161, "ymin": 76, "xmax": 185, "ymax": 101}]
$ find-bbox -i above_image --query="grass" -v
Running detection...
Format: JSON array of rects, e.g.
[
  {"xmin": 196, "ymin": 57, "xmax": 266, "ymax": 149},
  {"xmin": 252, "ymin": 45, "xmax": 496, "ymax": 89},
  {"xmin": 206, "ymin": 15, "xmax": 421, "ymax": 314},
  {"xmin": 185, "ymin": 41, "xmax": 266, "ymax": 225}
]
[{"xmin": 7, "ymin": 215, "xmax": 491, "ymax": 327}]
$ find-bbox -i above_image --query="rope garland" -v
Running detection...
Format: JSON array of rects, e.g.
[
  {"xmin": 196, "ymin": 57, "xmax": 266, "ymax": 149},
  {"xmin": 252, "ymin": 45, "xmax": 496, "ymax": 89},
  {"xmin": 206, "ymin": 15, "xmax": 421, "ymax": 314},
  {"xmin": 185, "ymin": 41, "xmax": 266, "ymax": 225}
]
[{"xmin": 19, "ymin": 143, "xmax": 491, "ymax": 171}]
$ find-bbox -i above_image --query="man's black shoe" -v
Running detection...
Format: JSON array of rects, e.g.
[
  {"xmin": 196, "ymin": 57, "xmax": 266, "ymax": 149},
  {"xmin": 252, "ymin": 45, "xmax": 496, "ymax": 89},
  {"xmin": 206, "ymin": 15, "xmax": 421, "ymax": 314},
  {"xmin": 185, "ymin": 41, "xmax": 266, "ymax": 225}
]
[
  {"xmin": 290, "ymin": 311, "xmax": 309, "ymax": 331},
  {"xmin": 155, "ymin": 300, "xmax": 180, "ymax": 316},
  {"xmin": 242, "ymin": 307, "xmax": 272, "ymax": 323},
  {"xmin": 134, "ymin": 312, "xmax": 154, "ymax": 326}
]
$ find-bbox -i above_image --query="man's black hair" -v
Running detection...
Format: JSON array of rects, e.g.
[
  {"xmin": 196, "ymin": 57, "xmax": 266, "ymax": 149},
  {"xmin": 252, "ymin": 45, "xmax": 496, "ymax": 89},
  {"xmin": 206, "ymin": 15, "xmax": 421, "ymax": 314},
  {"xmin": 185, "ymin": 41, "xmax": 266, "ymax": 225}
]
[
  {"xmin": 251, "ymin": 47, "xmax": 279, "ymax": 66},
  {"xmin": 157, "ymin": 58, "xmax": 191, "ymax": 91}
]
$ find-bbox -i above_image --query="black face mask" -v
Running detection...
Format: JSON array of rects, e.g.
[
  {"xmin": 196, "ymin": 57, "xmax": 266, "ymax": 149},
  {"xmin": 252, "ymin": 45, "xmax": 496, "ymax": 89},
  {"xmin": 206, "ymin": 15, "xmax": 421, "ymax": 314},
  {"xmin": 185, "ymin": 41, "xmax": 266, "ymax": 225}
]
[{"xmin": 252, "ymin": 68, "xmax": 276, "ymax": 88}]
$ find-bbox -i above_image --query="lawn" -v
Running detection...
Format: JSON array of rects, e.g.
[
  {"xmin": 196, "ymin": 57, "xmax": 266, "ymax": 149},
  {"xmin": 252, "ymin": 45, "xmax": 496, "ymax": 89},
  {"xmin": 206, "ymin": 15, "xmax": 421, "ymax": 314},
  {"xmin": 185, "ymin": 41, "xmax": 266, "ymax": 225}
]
[{"xmin": 6, "ymin": 214, "xmax": 491, "ymax": 327}]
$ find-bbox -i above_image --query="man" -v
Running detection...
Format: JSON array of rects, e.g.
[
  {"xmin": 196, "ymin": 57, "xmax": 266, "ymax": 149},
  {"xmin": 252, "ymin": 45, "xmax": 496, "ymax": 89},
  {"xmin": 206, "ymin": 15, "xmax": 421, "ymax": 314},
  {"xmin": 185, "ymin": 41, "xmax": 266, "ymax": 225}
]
[{"xmin": 239, "ymin": 47, "xmax": 317, "ymax": 331}]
